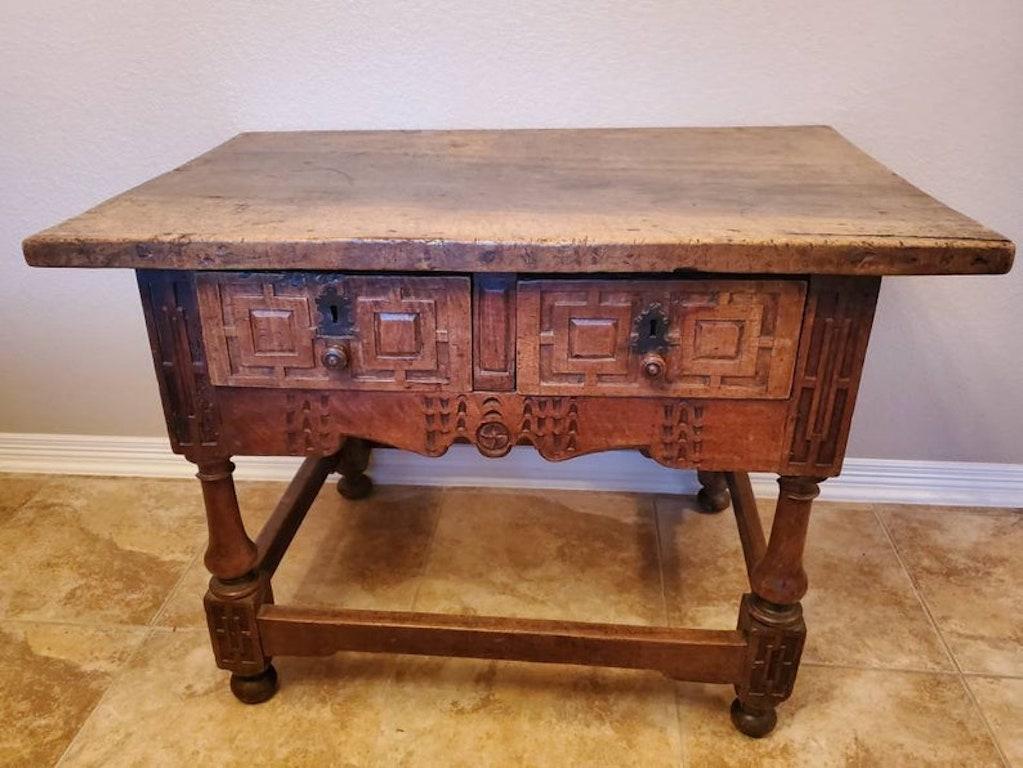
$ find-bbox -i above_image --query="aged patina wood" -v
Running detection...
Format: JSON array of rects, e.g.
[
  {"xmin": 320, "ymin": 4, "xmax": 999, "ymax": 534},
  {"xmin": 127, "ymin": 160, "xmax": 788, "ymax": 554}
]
[
  {"xmin": 24, "ymin": 127, "xmax": 1013, "ymax": 275},
  {"xmin": 23, "ymin": 126, "xmax": 1014, "ymax": 738}
]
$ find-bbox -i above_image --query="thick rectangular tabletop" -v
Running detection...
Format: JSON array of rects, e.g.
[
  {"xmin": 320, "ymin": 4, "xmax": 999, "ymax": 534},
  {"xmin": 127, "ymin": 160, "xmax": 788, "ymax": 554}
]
[{"xmin": 23, "ymin": 126, "xmax": 1013, "ymax": 275}]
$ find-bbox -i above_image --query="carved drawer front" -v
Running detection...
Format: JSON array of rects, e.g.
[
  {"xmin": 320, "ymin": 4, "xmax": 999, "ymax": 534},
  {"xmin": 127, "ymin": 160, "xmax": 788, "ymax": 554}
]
[
  {"xmin": 517, "ymin": 279, "xmax": 806, "ymax": 398},
  {"xmin": 197, "ymin": 273, "xmax": 471, "ymax": 391}
]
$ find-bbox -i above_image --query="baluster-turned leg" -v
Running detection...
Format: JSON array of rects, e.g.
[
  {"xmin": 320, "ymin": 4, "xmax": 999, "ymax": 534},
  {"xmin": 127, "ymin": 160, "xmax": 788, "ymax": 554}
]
[
  {"xmin": 731, "ymin": 475, "xmax": 821, "ymax": 737},
  {"xmin": 336, "ymin": 437, "xmax": 374, "ymax": 500},
  {"xmin": 696, "ymin": 470, "xmax": 731, "ymax": 513},
  {"xmin": 196, "ymin": 459, "xmax": 278, "ymax": 704}
]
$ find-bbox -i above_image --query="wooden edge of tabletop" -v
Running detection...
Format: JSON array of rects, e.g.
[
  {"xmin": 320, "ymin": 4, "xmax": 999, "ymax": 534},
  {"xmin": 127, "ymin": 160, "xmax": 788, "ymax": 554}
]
[{"xmin": 21, "ymin": 232, "xmax": 1016, "ymax": 276}]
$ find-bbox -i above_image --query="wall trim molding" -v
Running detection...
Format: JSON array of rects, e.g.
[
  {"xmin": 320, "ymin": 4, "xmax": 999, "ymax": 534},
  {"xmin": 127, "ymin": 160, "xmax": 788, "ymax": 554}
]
[{"xmin": 0, "ymin": 432, "xmax": 1020, "ymax": 507}]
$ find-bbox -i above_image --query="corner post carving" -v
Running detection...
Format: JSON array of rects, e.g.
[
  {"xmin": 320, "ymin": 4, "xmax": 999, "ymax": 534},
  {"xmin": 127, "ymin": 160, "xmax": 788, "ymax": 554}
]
[
  {"xmin": 782, "ymin": 276, "xmax": 880, "ymax": 475},
  {"xmin": 195, "ymin": 458, "xmax": 278, "ymax": 703},
  {"xmin": 732, "ymin": 475, "xmax": 822, "ymax": 737},
  {"xmin": 136, "ymin": 270, "xmax": 222, "ymax": 456},
  {"xmin": 204, "ymin": 573, "xmax": 271, "ymax": 676}
]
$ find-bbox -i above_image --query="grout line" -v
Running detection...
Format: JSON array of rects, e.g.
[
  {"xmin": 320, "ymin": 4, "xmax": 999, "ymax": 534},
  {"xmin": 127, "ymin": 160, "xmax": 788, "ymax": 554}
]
[
  {"xmin": 961, "ymin": 671, "xmax": 1023, "ymax": 681},
  {"xmin": 54, "ymin": 625, "xmax": 159, "ymax": 767},
  {"xmin": 800, "ymin": 659, "xmax": 959, "ymax": 676},
  {"xmin": 872, "ymin": 506, "xmax": 1012, "ymax": 768},
  {"xmin": 0, "ymin": 616, "xmax": 160, "ymax": 634},
  {"xmin": 650, "ymin": 496, "xmax": 672, "ymax": 627},
  {"xmin": 651, "ymin": 495, "xmax": 688, "ymax": 768},
  {"xmin": 871, "ymin": 506, "xmax": 960, "ymax": 672},
  {"xmin": 148, "ymin": 546, "xmax": 204, "ymax": 630},
  {"xmin": 407, "ymin": 487, "xmax": 446, "ymax": 613}
]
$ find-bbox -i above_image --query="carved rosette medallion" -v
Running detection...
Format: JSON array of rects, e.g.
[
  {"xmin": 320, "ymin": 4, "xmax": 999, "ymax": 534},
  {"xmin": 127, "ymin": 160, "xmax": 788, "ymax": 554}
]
[{"xmin": 476, "ymin": 422, "xmax": 513, "ymax": 457}]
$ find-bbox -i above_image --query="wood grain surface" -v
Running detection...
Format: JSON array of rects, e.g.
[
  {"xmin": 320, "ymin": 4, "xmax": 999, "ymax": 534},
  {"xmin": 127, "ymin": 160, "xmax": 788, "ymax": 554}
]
[{"xmin": 24, "ymin": 127, "xmax": 1013, "ymax": 275}]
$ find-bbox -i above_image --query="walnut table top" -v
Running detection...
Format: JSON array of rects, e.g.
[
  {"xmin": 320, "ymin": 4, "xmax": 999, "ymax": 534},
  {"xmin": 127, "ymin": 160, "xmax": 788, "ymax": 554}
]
[{"xmin": 24, "ymin": 126, "xmax": 1013, "ymax": 276}]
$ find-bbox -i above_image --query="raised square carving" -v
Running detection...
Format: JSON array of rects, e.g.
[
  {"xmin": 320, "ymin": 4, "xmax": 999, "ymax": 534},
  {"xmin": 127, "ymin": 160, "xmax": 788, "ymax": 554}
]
[
  {"xmin": 248, "ymin": 309, "xmax": 297, "ymax": 355},
  {"xmin": 692, "ymin": 320, "xmax": 744, "ymax": 361},
  {"xmin": 517, "ymin": 279, "xmax": 805, "ymax": 399},
  {"xmin": 375, "ymin": 312, "xmax": 421, "ymax": 357},
  {"xmin": 546, "ymin": 290, "xmax": 633, "ymax": 381},
  {"xmin": 197, "ymin": 273, "xmax": 470, "ymax": 391},
  {"xmin": 214, "ymin": 282, "xmax": 317, "ymax": 376},
  {"xmin": 356, "ymin": 297, "xmax": 437, "ymax": 371},
  {"xmin": 568, "ymin": 318, "xmax": 618, "ymax": 360},
  {"xmin": 677, "ymin": 294, "xmax": 762, "ymax": 380}
]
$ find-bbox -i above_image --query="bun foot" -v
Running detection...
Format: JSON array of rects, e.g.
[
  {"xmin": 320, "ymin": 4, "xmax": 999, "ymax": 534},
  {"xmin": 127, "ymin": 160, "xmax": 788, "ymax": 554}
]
[
  {"xmin": 337, "ymin": 473, "xmax": 373, "ymax": 500},
  {"xmin": 230, "ymin": 664, "xmax": 278, "ymax": 704},
  {"xmin": 730, "ymin": 698, "xmax": 777, "ymax": 738},
  {"xmin": 696, "ymin": 471, "xmax": 730, "ymax": 514}
]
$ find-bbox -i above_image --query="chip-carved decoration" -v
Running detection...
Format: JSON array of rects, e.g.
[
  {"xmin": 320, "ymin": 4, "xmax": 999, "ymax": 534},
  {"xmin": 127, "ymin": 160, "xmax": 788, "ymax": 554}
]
[
  {"xmin": 657, "ymin": 402, "xmax": 705, "ymax": 465},
  {"xmin": 475, "ymin": 397, "xmax": 514, "ymax": 457},
  {"xmin": 735, "ymin": 594, "xmax": 806, "ymax": 709},
  {"xmin": 521, "ymin": 396, "xmax": 580, "ymax": 457},
  {"xmin": 196, "ymin": 273, "xmax": 470, "ymax": 391},
  {"xmin": 137, "ymin": 271, "xmax": 221, "ymax": 454},
  {"xmin": 284, "ymin": 393, "xmax": 340, "ymax": 455},
  {"xmin": 423, "ymin": 394, "xmax": 470, "ymax": 455},
  {"xmin": 220, "ymin": 389, "xmax": 788, "ymax": 470},
  {"xmin": 517, "ymin": 279, "xmax": 805, "ymax": 398},
  {"xmin": 782, "ymin": 277, "xmax": 881, "ymax": 475},
  {"xmin": 204, "ymin": 580, "xmax": 269, "ymax": 675}
]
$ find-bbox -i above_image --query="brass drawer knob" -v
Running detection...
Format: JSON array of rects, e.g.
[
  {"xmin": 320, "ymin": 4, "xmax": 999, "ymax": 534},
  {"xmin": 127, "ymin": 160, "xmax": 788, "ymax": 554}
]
[
  {"xmin": 642, "ymin": 352, "xmax": 666, "ymax": 379},
  {"xmin": 322, "ymin": 346, "xmax": 349, "ymax": 371}
]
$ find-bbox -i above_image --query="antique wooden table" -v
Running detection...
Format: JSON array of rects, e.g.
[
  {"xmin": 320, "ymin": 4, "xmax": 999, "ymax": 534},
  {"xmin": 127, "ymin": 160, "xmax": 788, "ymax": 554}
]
[{"xmin": 24, "ymin": 127, "xmax": 1013, "ymax": 737}]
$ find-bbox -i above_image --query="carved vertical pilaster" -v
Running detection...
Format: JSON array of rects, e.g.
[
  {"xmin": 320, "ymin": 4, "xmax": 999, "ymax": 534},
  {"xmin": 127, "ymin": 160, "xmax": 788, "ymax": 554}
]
[
  {"xmin": 137, "ymin": 270, "xmax": 221, "ymax": 456},
  {"xmin": 782, "ymin": 276, "xmax": 880, "ymax": 476}
]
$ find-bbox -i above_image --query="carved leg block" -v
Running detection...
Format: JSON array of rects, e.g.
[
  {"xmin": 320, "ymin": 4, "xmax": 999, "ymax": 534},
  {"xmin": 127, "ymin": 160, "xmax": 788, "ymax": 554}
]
[
  {"xmin": 696, "ymin": 470, "xmax": 730, "ymax": 513},
  {"xmin": 731, "ymin": 593, "xmax": 805, "ymax": 737},
  {"xmin": 336, "ymin": 437, "xmax": 374, "ymax": 500},
  {"xmin": 204, "ymin": 573, "xmax": 278, "ymax": 704},
  {"xmin": 730, "ymin": 475, "xmax": 819, "ymax": 737}
]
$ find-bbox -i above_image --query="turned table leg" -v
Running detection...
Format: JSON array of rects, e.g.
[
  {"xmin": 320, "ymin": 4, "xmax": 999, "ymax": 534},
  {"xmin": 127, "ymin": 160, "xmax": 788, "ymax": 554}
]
[
  {"xmin": 196, "ymin": 458, "xmax": 278, "ymax": 704},
  {"xmin": 731, "ymin": 475, "xmax": 821, "ymax": 737},
  {"xmin": 336, "ymin": 438, "xmax": 374, "ymax": 500},
  {"xmin": 696, "ymin": 470, "xmax": 731, "ymax": 513}
]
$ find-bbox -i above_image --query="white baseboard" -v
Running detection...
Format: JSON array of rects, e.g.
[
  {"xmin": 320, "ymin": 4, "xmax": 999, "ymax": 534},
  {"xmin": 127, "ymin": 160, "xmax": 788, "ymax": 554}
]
[{"xmin": 0, "ymin": 432, "xmax": 1020, "ymax": 507}]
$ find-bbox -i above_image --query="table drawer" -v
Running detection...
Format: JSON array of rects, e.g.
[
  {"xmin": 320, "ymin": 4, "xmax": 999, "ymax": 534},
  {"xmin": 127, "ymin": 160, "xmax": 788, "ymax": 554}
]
[
  {"xmin": 196, "ymin": 273, "xmax": 471, "ymax": 391},
  {"xmin": 516, "ymin": 278, "xmax": 806, "ymax": 398}
]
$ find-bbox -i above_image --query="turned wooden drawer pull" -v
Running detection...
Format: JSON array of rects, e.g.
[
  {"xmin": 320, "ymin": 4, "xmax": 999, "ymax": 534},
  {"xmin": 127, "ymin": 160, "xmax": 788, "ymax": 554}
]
[
  {"xmin": 641, "ymin": 352, "xmax": 666, "ymax": 379},
  {"xmin": 322, "ymin": 346, "xmax": 349, "ymax": 371}
]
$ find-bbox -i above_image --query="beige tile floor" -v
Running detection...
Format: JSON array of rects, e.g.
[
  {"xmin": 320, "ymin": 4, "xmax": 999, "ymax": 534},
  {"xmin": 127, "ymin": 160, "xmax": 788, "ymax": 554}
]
[{"xmin": 0, "ymin": 472, "xmax": 1019, "ymax": 767}]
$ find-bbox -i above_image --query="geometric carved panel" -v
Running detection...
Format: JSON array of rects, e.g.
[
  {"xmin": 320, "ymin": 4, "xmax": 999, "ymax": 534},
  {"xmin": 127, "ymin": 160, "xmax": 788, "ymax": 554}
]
[
  {"xmin": 197, "ymin": 273, "xmax": 471, "ymax": 391},
  {"xmin": 782, "ymin": 276, "xmax": 881, "ymax": 475},
  {"xmin": 517, "ymin": 279, "xmax": 806, "ymax": 399}
]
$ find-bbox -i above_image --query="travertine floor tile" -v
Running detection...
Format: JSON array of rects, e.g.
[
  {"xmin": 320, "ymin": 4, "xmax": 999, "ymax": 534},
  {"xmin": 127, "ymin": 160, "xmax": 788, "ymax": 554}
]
[
  {"xmin": 677, "ymin": 666, "xmax": 1003, "ymax": 767},
  {"xmin": 60, "ymin": 629, "xmax": 682, "ymax": 768},
  {"xmin": 414, "ymin": 488, "xmax": 664, "ymax": 625},
  {"xmin": 968, "ymin": 676, "xmax": 1023, "ymax": 767},
  {"xmin": 155, "ymin": 484, "xmax": 441, "ymax": 628},
  {"xmin": 657, "ymin": 496, "xmax": 951, "ymax": 670},
  {"xmin": 0, "ymin": 477, "xmax": 209, "ymax": 624},
  {"xmin": 0, "ymin": 621, "xmax": 145, "ymax": 768},
  {"xmin": 880, "ymin": 506, "xmax": 1023, "ymax": 676},
  {"xmin": 0, "ymin": 473, "xmax": 51, "ymax": 521},
  {"xmin": 375, "ymin": 654, "xmax": 681, "ymax": 768}
]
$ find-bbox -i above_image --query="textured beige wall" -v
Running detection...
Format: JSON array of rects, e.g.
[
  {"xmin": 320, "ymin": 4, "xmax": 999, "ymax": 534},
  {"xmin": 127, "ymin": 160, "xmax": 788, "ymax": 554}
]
[{"xmin": 1, "ymin": 1, "xmax": 1020, "ymax": 462}]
